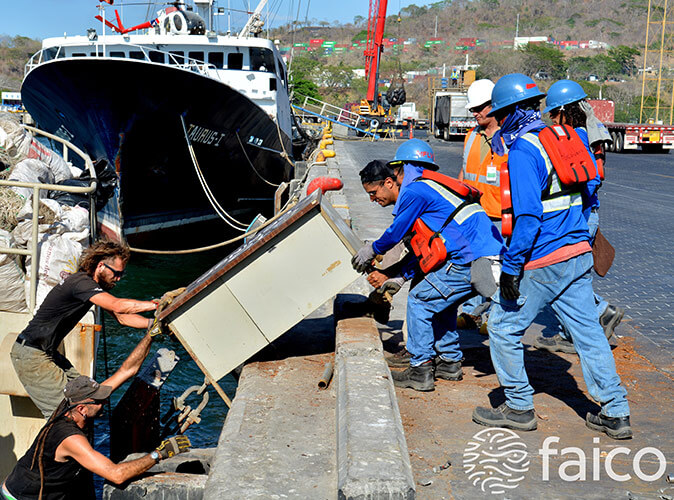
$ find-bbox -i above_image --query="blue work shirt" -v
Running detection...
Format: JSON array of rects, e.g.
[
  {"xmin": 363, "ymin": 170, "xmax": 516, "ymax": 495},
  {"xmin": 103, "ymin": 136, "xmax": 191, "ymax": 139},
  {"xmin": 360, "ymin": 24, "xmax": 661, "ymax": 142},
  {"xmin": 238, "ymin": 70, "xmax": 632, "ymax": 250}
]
[
  {"xmin": 503, "ymin": 132, "xmax": 591, "ymax": 275},
  {"xmin": 373, "ymin": 176, "xmax": 505, "ymax": 274},
  {"xmin": 576, "ymin": 127, "xmax": 601, "ymax": 217}
]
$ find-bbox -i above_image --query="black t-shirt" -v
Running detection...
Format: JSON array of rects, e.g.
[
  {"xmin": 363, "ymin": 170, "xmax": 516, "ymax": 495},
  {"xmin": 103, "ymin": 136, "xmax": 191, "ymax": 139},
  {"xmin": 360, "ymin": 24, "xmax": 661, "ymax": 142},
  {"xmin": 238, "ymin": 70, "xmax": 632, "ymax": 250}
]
[
  {"xmin": 21, "ymin": 272, "xmax": 103, "ymax": 354},
  {"xmin": 4, "ymin": 418, "xmax": 92, "ymax": 500}
]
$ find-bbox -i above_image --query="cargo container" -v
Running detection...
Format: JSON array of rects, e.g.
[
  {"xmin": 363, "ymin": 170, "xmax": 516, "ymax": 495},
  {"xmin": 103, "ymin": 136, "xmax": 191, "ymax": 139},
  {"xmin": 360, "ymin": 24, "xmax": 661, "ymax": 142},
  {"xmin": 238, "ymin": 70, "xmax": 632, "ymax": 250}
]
[{"xmin": 588, "ymin": 99, "xmax": 674, "ymax": 152}]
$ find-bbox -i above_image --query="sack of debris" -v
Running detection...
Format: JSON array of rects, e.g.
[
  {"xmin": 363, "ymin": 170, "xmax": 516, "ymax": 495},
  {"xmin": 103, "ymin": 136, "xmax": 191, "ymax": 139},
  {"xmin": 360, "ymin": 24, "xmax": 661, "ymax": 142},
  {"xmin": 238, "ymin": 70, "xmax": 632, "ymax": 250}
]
[{"xmin": 0, "ymin": 229, "xmax": 27, "ymax": 312}]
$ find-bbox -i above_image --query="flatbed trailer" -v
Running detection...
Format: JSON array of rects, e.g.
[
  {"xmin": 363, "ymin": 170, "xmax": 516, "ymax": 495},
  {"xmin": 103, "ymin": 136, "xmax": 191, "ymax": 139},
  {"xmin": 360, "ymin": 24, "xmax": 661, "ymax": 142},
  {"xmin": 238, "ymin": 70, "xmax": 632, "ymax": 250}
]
[{"xmin": 588, "ymin": 99, "xmax": 674, "ymax": 153}]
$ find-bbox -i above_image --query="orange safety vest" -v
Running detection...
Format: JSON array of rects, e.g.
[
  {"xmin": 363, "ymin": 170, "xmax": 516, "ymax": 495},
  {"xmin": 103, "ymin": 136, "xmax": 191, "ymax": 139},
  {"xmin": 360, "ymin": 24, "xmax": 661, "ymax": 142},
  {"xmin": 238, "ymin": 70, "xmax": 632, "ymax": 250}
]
[{"xmin": 461, "ymin": 127, "xmax": 508, "ymax": 219}]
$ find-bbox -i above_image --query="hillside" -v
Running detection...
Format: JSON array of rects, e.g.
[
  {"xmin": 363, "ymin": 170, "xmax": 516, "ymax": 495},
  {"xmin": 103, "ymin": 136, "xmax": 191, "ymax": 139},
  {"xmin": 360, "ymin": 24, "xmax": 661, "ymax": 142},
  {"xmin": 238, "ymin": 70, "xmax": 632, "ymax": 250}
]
[{"xmin": 0, "ymin": 36, "xmax": 41, "ymax": 92}]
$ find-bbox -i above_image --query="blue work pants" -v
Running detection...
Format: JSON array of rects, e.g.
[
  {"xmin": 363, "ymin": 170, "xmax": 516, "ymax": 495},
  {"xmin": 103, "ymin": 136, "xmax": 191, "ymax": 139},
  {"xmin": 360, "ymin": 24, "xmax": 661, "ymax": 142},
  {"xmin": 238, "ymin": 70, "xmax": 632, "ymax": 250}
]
[
  {"xmin": 487, "ymin": 252, "xmax": 630, "ymax": 417},
  {"xmin": 407, "ymin": 263, "xmax": 475, "ymax": 366}
]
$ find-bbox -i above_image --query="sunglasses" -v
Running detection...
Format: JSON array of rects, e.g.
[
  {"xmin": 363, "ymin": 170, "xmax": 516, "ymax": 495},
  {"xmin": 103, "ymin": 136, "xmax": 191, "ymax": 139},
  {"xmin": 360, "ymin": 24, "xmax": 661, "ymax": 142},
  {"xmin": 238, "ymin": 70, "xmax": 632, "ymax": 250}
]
[
  {"xmin": 103, "ymin": 263, "xmax": 125, "ymax": 279},
  {"xmin": 366, "ymin": 181, "xmax": 385, "ymax": 199},
  {"xmin": 469, "ymin": 102, "xmax": 491, "ymax": 114}
]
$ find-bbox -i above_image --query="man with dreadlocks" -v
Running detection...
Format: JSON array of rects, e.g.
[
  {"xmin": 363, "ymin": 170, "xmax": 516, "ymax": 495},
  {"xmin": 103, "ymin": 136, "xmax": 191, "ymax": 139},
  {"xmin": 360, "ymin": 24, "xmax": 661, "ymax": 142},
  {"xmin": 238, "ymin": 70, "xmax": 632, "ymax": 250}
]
[
  {"xmin": 2, "ymin": 334, "xmax": 190, "ymax": 500},
  {"xmin": 10, "ymin": 239, "xmax": 159, "ymax": 419}
]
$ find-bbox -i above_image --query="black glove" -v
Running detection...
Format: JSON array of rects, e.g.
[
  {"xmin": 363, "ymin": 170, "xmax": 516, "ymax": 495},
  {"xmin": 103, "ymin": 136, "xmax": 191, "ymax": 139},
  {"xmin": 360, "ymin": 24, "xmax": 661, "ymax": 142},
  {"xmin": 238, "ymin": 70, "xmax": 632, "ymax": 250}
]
[
  {"xmin": 351, "ymin": 242, "xmax": 376, "ymax": 273},
  {"xmin": 156, "ymin": 435, "xmax": 191, "ymax": 460},
  {"xmin": 499, "ymin": 272, "xmax": 520, "ymax": 301}
]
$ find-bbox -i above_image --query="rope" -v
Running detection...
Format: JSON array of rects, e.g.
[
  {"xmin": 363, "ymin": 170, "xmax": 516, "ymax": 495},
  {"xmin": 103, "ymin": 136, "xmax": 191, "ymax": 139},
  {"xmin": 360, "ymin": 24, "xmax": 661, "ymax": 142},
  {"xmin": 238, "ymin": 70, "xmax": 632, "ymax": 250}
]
[
  {"xmin": 128, "ymin": 196, "xmax": 297, "ymax": 254},
  {"xmin": 180, "ymin": 115, "xmax": 249, "ymax": 231},
  {"xmin": 234, "ymin": 130, "xmax": 280, "ymax": 187}
]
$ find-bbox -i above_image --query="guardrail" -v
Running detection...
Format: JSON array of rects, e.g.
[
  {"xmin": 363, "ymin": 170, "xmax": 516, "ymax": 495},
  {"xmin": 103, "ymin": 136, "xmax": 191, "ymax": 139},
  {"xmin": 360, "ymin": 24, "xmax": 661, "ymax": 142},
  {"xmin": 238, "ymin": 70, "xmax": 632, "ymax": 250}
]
[
  {"xmin": 293, "ymin": 94, "xmax": 362, "ymax": 127},
  {"xmin": 0, "ymin": 125, "xmax": 98, "ymax": 312}
]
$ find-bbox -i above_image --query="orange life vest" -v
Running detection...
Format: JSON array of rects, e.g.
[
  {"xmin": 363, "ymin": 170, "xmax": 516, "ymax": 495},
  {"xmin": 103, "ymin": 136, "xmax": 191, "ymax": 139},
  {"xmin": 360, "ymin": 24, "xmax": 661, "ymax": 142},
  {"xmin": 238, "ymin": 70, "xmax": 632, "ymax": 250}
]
[
  {"xmin": 462, "ymin": 127, "xmax": 508, "ymax": 219},
  {"xmin": 591, "ymin": 143, "xmax": 605, "ymax": 180},
  {"xmin": 500, "ymin": 126, "xmax": 590, "ymax": 238},
  {"xmin": 407, "ymin": 171, "xmax": 482, "ymax": 273}
]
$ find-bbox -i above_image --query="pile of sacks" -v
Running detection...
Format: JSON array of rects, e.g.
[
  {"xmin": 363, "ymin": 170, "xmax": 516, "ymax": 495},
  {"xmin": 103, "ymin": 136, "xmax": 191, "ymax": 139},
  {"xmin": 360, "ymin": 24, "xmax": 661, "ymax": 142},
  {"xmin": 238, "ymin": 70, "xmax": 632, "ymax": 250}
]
[{"xmin": 0, "ymin": 116, "xmax": 90, "ymax": 312}]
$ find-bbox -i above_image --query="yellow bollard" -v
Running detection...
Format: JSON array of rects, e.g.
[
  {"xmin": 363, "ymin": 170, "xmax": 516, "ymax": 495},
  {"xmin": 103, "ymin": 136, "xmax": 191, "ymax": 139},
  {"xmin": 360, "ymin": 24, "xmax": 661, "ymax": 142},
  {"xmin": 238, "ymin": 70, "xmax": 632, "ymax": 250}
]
[
  {"xmin": 319, "ymin": 140, "xmax": 327, "ymax": 149},
  {"xmin": 322, "ymin": 150, "xmax": 336, "ymax": 158},
  {"xmin": 323, "ymin": 138, "xmax": 334, "ymax": 145},
  {"xmin": 316, "ymin": 151, "xmax": 326, "ymax": 162}
]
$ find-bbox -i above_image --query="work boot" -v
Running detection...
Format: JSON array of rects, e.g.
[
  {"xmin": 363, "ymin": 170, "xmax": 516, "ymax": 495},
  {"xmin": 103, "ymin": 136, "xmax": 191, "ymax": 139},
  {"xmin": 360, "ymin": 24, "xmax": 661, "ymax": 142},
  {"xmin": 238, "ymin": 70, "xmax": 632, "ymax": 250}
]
[
  {"xmin": 599, "ymin": 305, "xmax": 624, "ymax": 340},
  {"xmin": 456, "ymin": 312, "xmax": 481, "ymax": 330},
  {"xmin": 391, "ymin": 361, "xmax": 434, "ymax": 391},
  {"xmin": 434, "ymin": 358, "xmax": 463, "ymax": 381},
  {"xmin": 585, "ymin": 412, "xmax": 633, "ymax": 440},
  {"xmin": 384, "ymin": 348, "xmax": 412, "ymax": 368},
  {"xmin": 472, "ymin": 403, "xmax": 537, "ymax": 431},
  {"xmin": 533, "ymin": 334, "xmax": 577, "ymax": 354}
]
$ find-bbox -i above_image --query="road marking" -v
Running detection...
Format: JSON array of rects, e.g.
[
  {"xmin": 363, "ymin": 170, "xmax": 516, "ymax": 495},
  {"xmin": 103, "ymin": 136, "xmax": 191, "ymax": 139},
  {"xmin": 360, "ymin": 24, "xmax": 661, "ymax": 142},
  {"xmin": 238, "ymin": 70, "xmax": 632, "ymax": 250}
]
[{"xmin": 647, "ymin": 173, "xmax": 674, "ymax": 180}]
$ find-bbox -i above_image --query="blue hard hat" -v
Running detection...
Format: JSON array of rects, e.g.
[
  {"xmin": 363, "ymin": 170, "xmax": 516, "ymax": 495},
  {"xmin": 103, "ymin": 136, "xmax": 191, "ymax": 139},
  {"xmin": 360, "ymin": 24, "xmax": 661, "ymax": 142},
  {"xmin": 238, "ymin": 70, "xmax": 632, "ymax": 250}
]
[
  {"xmin": 388, "ymin": 138, "xmax": 439, "ymax": 170},
  {"xmin": 488, "ymin": 73, "xmax": 546, "ymax": 116},
  {"xmin": 543, "ymin": 79, "xmax": 587, "ymax": 114}
]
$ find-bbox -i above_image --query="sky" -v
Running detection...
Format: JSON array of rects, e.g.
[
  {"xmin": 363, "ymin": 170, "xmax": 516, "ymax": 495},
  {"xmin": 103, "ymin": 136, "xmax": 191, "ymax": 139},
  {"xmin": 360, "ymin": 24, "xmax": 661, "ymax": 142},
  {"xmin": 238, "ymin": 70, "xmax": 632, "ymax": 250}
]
[{"xmin": 0, "ymin": 1, "xmax": 436, "ymax": 40}]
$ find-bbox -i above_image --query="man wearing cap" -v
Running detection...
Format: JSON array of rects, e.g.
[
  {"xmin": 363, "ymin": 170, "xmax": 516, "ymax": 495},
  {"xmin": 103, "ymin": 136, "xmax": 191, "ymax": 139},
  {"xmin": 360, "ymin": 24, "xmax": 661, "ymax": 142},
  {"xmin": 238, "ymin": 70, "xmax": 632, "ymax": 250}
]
[
  {"xmin": 10, "ymin": 239, "xmax": 159, "ymax": 419},
  {"xmin": 353, "ymin": 142, "xmax": 505, "ymax": 391},
  {"xmin": 471, "ymin": 74, "xmax": 631, "ymax": 440},
  {"xmin": 456, "ymin": 79, "xmax": 509, "ymax": 330},
  {"xmin": 2, "ymin": 334, "xmax": 190, "ymax": 499}
]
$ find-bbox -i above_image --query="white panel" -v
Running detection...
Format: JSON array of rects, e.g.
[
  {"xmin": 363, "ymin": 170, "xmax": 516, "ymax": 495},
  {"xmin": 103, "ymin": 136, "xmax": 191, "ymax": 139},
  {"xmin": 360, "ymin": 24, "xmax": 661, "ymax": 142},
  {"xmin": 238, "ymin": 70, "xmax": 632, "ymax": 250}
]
[
  {"xmin": 226, "ymin": 214, "xmax": 359, "ymax": 340},
  {"xmin": 169, "ymin": 283, "xmax": 269, "ymax": 382}
]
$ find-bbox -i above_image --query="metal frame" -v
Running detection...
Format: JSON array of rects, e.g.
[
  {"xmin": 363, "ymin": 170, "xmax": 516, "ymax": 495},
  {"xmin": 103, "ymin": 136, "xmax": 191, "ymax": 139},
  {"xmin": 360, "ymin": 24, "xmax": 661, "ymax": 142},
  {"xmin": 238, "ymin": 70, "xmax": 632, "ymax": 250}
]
[{"xmin": 0, "ymin": 125, "xmax": 97, "ymax": 312}]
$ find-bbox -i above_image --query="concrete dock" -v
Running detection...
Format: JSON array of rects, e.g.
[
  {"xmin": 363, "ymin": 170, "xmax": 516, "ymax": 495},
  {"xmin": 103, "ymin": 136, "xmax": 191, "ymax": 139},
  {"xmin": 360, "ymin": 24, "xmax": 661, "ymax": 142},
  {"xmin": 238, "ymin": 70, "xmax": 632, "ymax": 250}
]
[{"xmin": 106, "ymin": 134, "xmax": 674, "ymax": 500}]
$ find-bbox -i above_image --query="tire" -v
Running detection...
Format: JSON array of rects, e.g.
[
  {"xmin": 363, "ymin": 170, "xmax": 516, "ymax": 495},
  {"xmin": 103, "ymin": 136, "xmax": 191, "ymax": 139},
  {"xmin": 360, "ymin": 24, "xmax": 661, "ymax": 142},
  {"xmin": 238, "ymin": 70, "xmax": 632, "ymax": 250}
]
[
  {"xmin": 609, "ymin": 132, "xmax": 617, "ymax": 152},
  {"xmin": 614, "ymin": 132, "xmax": 624, "ymax": 153},
  {"xmin": 434, "ymin": 127, "xmax": 441, "ymax": 138},
  {"xmin": 370, "ymin": 118, "xmax": 381, "ymax": 130},
  {"xmin": 443, "ymin": 127, "xmax": 450, "ymax": 141}
]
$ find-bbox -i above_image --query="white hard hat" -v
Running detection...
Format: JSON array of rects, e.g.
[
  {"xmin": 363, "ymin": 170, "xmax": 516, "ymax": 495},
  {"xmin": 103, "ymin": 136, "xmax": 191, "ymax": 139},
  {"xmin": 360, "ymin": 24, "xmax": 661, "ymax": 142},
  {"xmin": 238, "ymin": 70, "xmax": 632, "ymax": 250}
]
[{"xmin": 465, "ymin": 79, "xmax": 495, "ymax": 110}]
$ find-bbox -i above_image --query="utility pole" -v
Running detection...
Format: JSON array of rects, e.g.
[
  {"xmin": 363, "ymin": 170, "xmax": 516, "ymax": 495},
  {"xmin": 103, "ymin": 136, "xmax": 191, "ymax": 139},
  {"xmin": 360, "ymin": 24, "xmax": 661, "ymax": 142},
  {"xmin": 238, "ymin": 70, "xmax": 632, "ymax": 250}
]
[
  {"xmin": 434, "ymin": 15, "xmax": 438, "ymax": 38},
  {"xmin": 514, "ymin": 13, "xmax": 520, "ymax": 50}
]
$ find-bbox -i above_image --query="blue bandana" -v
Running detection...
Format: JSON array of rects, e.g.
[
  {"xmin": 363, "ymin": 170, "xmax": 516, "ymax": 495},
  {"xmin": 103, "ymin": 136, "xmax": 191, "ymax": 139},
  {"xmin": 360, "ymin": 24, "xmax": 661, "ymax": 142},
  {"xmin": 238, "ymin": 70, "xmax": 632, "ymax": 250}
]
[{"xmin": 491, "ymin": 107, "xmax": 546, "ymax": 156}]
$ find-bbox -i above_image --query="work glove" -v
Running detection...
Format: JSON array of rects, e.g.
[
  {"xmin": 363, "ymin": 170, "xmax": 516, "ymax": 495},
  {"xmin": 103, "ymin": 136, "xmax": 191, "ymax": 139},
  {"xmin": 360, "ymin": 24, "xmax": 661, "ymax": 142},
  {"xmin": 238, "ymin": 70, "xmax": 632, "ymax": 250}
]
[
  {"xmin": 157, "ymin": 287, "xmax": 187, "ymax": 311},
  {"xmin": 579, "ymin": 101, "xmax": 612, "ymax": 147},
  {"xmin": 351, "ymin": 242, "xmax": 376, "ymax": 274},
  {"xmin": 377, "ymin": 276, "xmax": 405, "ymax": 296},
  {"xmin": 148, "ymin": 316, "xmax": 165, "ymax": 338},
  {"xmin": 499, "ymin": 272, "xmax": 520, "ymax": 301},
  {"xmin": 156, "ymin": 435, "xmax": 191, "ymax": 460}
]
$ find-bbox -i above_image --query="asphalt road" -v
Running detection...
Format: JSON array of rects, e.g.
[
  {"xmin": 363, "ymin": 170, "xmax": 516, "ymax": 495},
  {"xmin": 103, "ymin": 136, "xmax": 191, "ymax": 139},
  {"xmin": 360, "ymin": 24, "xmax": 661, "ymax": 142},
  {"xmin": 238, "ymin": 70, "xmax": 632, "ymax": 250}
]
[{"xmin": 341, "ymin": 135, "xmax": 674, "ymax": 360}]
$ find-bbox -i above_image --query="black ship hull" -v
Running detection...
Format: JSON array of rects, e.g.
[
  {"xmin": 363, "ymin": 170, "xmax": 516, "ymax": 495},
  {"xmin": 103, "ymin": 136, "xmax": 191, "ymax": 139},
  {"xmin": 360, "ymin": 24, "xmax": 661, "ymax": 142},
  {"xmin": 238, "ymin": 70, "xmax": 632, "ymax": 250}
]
[{"xmin": 21, "ymin": 58, "xmax": 293, "ymax": 245}]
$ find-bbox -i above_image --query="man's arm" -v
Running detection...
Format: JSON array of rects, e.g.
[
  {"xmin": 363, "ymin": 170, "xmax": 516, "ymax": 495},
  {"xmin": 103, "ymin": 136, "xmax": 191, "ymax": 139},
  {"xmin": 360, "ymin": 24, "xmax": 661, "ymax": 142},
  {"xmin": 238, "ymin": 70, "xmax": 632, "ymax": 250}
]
[
  {"xmin": 112, "ymin": 312, "xmax": 153, "ymax": 329},
  {"xmin": 102, "ymin": 333, "xmax": 153, "ymax": 391},
  {"xmin": 57, "ymin": 434, "xmax": 156, "ymax": 485},
  {"xmin": 90, "ymin": 293, "xmax": 157, "ymax": 315},
  {"xmin": 372, "ymin": 188, "xmax": 427, "ymax": 255}
]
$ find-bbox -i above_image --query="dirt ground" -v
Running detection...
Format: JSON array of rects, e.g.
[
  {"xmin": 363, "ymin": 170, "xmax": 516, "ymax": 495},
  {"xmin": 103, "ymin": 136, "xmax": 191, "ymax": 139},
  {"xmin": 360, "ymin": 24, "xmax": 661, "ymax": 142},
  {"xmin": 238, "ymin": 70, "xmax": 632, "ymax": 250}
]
[{"xmin": 389, "ymin": 317, "xmax": 674, "ymax": 500}]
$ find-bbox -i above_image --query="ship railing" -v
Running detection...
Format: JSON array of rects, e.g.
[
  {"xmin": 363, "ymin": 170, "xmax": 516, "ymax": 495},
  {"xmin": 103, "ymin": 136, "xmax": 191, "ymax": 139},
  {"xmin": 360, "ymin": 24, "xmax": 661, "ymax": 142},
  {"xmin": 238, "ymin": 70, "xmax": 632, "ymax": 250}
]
[
  {"xmin": 0, "ymin": 125, "xmax": 97, "ymax": 313},
  {"xmin": 292, "ymin": 94, "xmax": 362, "ymax": 127},
  {"xmin": 25, "ymin": 43, "xmax": 217, "ymax": 79}
]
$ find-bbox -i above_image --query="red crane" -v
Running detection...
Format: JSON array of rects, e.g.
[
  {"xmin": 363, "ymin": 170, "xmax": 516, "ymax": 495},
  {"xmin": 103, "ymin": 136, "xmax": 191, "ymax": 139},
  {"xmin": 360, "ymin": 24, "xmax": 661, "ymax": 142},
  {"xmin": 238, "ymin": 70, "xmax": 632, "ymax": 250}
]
[{"xmin": 361, "ymin": 0, "xmax": 388, "ymax": 119}]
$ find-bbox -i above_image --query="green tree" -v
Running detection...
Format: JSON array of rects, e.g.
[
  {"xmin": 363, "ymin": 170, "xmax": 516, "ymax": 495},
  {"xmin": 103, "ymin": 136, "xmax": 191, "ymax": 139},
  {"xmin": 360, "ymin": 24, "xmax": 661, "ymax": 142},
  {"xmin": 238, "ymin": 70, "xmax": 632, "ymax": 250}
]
[
  {"xmin": 519, "ymin": 43, "xmax": 567, "ymax": 80},
  {"xmin": 291, "ymin": 79, "xmax": 320, "ymax": 102},
  {"xmin": 608, "ymin": 45, "xmax": 640, "ymax": 75}
]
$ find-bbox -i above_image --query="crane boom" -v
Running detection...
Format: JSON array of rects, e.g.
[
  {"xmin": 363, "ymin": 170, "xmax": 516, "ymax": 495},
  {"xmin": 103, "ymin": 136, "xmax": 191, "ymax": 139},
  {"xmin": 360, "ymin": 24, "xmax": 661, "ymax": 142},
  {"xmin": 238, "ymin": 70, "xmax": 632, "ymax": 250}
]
[{"xmin": 364, "ymin": 0, "xmax": 388, "ymax": 109}]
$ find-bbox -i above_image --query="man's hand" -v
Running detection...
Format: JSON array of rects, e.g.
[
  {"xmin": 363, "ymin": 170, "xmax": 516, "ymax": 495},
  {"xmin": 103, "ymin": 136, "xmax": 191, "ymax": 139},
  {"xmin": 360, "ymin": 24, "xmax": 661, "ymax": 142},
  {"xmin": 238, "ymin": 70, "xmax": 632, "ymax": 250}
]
[
  {"xmin": 499, "ymin": 272, "xmax": 520, "ymax": 301},
  {"xmin": 156, "ymin": 435, "xmax": 191, "ymax": 460},
  {"xmin": 147, "ymin": 317, "xmax": 165, "ymax": 338},
  {"xmin": 378, "ymin": 277, "xmax": 405, "ymax": 296},
  {"xmin": 367, "ymin": 270, "xmax": 389, "ymax": 289},
  {"xmin": 352, "ymin": 243, "xmax": 376, "ymax": 273},
  {"xmin": 157, "ymin": 287, "xmax": 187, "ymax": 311}
]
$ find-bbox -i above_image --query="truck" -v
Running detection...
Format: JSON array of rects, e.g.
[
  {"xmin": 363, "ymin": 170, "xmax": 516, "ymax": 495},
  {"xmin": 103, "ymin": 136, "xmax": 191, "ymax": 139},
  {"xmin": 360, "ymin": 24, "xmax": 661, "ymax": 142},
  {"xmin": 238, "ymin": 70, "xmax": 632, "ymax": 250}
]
[
  {"xmin": 588, "ymin": 99, "xmax": 674, "ymax": 153},
  {"xmin": 429, "ymin": 72, "xmax": 478, "ymax": 141},
  {"xmin": 394, "ymin": 102, "xmax": 428, "ymax": 129}
]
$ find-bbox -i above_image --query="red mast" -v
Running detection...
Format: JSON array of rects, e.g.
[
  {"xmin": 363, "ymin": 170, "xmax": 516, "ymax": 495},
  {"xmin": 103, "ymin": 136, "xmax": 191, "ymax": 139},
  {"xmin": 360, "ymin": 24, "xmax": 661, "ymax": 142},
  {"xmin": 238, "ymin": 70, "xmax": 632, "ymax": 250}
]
[{"xmin": 364, "ymin": 0, "xmax": 388, "ymax": 109}]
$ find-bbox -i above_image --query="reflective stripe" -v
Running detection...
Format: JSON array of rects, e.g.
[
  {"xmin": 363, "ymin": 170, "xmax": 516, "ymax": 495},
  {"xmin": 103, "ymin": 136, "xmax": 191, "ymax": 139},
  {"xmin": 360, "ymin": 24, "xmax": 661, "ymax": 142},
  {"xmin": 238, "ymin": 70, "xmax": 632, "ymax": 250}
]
[
  {"xmin": 418, "ymin": 179, "xmax": 486, "ymax": 225},
  {"xmin": 462, "ymin": 127, "xmax": 479, "ymax": 172},
  {"xmin": 520, "ymin": 133, "xmax": 582, "ymax": 213},
  {"xmin": 463, "ymin": 171, "xmax": 478, "ymax": 181}
]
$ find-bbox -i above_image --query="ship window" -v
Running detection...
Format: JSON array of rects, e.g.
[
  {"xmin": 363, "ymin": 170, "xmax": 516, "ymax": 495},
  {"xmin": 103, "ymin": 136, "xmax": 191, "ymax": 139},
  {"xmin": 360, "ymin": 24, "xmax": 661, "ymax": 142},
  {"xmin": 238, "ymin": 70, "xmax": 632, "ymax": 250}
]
[
  {"xmin": 43, "ymin": 47, "xmax": 59, "ymax": 61},
  {"xmin": 269, "ymin": 77, "xmax": 277, "ymax": 91},
  {"xmin": 227, "ymin": 52, "xmax": 243, "ymax": 70},
  {"xmin": 110, "ymin": 51, "xmax": 125, "ymax": 58},
  {"xmin": 250, "ymin": 47, "xmax": 275, "ymax": 73},
  {"xmin": 149, "ymin": 50, "xmax": 165, "ymax": 63},
  {"xmin": 129, "ymin": 51, "xmax": 145, "ymax": 60},
  {"xmin": 208, "ymin": 52, "xmax": 224, "ymax": 69},
  {"xmin": 72, "ymin": 52, "xmax": 87, "ymax": 57},
  {"xmin": 188, "ymin": 51, "xmax": 205, "ymax": 63},
  {"xmin": 170, "ymin": 51, "xmax": 185, "ymax": 64}
]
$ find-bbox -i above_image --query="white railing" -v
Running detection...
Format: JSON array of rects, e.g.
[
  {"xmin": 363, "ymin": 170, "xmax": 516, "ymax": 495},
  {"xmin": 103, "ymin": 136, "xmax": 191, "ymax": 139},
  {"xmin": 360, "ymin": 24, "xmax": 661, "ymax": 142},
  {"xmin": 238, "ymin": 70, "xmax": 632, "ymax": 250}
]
[
  {"xmin": 24, "ymin": 43, "xmax": 218, "ymax": 79},
  {"xmin": 293, "ymin": 94, "xmax": 362, "ymax": 127},
  {"xmin": 0, "ymin": 126, "xmax": 97, "ymax": 312}
]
